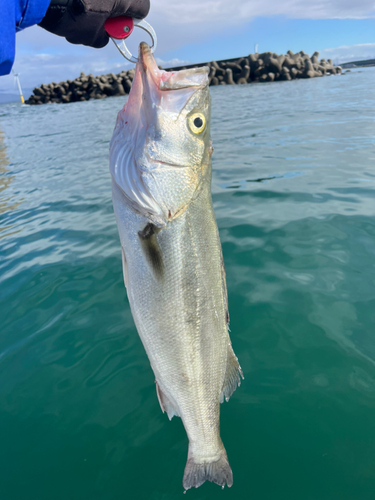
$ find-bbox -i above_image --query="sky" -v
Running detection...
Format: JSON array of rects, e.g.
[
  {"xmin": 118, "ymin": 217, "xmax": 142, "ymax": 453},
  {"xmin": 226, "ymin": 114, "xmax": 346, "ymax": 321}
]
[{"xmin": 1, "ymin": 0, "xmax": 375, "ymax": 95}]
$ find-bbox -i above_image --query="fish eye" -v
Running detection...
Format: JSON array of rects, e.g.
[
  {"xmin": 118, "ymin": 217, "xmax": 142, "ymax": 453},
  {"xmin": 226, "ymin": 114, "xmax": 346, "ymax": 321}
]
[{"xmin": 188, "ymin": 113, "xmax": 206, "ymax": 135}]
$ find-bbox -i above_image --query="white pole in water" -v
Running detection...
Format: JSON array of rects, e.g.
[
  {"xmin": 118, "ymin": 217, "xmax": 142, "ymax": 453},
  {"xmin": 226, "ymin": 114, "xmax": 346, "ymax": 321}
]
[
  {"xmin": 254, "ymin": 43, "xmax": 258, "ymax": 54},
  {"xmin": 12, "ymin": 70, "xmax": 25, "ymax": 104}
]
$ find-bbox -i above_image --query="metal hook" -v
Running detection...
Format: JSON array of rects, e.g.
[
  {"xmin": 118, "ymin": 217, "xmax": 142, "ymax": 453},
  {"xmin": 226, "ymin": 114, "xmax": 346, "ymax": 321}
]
[{"xmin": 105, "ymin": 17, "xmax": 157, "ymax": 64}]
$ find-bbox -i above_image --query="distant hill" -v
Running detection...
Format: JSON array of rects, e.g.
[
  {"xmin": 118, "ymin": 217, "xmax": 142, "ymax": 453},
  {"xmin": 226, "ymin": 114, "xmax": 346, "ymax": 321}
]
[{"xmin": 341, "ymin": 59, "xmax": 375, "ymax": 68}]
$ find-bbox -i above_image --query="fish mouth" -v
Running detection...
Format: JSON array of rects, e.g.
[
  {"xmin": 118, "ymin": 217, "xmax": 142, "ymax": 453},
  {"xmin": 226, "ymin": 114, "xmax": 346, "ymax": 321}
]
[
  {"xmin": 138, "ymin": 42, "xmax": 209, "ymax": 91},
  {"xmin": 138, "ymin": 42, "xmax": 155, "ymax": 68},
  {"xmin": 138, "ymin": 42, "xmax": 160, "ymax": 83}
]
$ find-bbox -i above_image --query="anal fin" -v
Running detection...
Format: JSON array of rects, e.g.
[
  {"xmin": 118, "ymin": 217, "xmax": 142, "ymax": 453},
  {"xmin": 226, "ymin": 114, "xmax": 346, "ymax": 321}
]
[
  {"xmin": 155, "ymin": 382, "xmax": 179, "ymax": 420},
  {"xmin": 220, "ymin": 346, "xmax": 244, "ymax": 403}
]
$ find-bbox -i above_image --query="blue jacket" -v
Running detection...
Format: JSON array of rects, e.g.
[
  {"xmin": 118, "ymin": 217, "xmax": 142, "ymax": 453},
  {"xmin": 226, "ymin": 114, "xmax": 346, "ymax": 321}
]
[{"xmin": 0, "ymin": 0, "xmax": 51, "ymax": 75}]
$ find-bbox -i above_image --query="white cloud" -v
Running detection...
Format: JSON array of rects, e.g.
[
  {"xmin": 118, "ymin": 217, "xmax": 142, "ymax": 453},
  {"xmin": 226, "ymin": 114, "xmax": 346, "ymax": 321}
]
[
  {"xmin": 320, "ymin": 43, "xmax": 375, "ymax": 64},
  {"xmin": 1, "ymin": 0, "xmax": 374, "ymax": 93},
  {"xmin": 0, "ymin": 29, "xmax": 133, "ymax": 93},
  {"xmin": 155, "ymin": 57, "xmax": 191, "ymax": 67},
  {"xmin": 151, "ymin": 0, "xmax": 375, "ymax": 23}
]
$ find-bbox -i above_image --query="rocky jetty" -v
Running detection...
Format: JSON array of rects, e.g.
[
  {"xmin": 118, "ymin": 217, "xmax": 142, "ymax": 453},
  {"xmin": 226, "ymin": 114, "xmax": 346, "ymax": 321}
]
[{"xmin": 26, "ymin": 50, "xmax": 342, "ymax": 105}]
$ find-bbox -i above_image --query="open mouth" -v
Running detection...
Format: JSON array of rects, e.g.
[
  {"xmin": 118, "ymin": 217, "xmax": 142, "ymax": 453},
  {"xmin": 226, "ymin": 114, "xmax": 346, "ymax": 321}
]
[{"xmin": 138, "ymin": 42, "xmax": 209, "ymax": 92}]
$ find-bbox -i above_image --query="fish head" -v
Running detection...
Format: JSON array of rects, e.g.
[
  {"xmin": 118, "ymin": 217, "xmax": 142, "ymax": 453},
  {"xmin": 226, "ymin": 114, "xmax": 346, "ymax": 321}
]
[
  {"xmin": 138, "ymin": 44, "xmax": 211, "ymax": 170},
  {"xmin": 110, "ymin": 42, "xmax": 212, "ymax": 224}
]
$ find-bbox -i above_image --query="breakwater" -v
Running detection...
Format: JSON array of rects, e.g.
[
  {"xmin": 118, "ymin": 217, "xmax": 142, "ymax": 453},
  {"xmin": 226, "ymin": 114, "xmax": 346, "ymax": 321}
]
[{"xmin": 26, "ymin": 50, "xmax": 342, "ymax": 105}]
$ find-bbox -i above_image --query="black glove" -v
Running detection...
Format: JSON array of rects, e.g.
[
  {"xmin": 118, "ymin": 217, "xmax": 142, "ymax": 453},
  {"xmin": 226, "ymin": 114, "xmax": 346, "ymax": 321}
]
[{"xmin": 38, "ymin": 0, "xmax": 150, "ymax": 48}]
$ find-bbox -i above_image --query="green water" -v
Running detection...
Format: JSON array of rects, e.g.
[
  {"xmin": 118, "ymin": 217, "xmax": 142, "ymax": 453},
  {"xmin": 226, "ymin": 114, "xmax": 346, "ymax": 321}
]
[{"xmin": 1, "ymin": 68, "xmax": 375, "ymax": 500}]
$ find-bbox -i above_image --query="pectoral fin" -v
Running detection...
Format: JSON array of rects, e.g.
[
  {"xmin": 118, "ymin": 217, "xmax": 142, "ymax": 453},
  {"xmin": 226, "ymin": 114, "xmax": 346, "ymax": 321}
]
[
  {"xmin": 155, "ymin": 382, "xmax": 179, "ymax": 420},
  {"xmin": 138, "ymin": 223, "xmax": 164, "ymax": 279},
  {"xmin": 121, "ymin": 246, "xmax": 129, "ymax": 288},
  {"xmin": 220, "ymin": 346, "xmax": 244, "ymax": 403}
]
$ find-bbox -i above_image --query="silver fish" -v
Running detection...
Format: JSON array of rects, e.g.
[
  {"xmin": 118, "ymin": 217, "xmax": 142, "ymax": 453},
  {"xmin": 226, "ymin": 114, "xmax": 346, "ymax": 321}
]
[{"xmin": 109, "ymin": 42, "xmax": 242, "ymax": 490}]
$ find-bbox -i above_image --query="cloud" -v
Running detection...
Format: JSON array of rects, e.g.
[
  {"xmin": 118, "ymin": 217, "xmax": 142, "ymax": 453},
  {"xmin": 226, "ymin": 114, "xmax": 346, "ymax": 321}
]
[
  {"xmin": 0, "ymin": 29, "xmax": 133, "ymax": 93},
  {"xmin": 1, "ymin": 0, "xmax": 375, "ymax": 93},
  {"xmin": 151, "ymin": 0, "xmax": 375, "ymax": 23},
  {"xmin": 155, "ymin": 57, "xmax": 191, "ymax": 67},
  {"xmin": 1, "ymin": 56, "xmax": 109, "ymax": 93},
  {"xmin": 320, "ymin": 43, "xmax": 375, "ymax": 64}
]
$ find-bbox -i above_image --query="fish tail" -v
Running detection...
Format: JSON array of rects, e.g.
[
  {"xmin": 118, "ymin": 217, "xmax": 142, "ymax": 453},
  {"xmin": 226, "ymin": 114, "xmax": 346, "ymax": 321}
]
[{"xmin": 183, "ymin": 444, "xmax": 233, "ymax": 490}]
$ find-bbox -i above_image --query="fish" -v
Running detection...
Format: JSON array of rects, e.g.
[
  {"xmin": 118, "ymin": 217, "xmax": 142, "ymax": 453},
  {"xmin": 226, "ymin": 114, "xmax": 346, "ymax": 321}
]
[{"xmin": 109, "ymin": 42, "xmax": 243, "ymax": 490}]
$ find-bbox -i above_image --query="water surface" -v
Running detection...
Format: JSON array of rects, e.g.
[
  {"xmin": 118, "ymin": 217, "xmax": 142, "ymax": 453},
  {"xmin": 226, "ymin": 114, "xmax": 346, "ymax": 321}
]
[{"xmin": 1, "ymin": 68, "xmax": 375, "ymax": 500}]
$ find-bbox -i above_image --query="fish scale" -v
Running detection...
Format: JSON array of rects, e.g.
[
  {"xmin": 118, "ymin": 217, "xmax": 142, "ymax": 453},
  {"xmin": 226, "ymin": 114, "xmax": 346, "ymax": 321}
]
[{"xmin": 110, "ymin": 42, "xmax": 243, "ymax": 490}]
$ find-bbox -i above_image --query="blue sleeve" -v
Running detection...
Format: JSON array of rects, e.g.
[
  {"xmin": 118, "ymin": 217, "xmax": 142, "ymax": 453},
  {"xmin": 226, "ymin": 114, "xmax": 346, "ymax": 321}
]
[{"xmin": 0, "ymin": 0, "xmax": 51, "ymax": 76}]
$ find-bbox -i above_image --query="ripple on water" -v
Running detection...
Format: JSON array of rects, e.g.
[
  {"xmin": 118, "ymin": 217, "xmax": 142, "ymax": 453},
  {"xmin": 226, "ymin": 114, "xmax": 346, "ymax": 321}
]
[{"xmin": 0, "ymin": 67, "xmax": 375, "ymax": 500}]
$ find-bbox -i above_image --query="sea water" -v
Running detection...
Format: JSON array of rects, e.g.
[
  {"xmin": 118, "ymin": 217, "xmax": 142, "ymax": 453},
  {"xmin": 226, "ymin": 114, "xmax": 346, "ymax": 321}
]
[{"xmin": 0, "ymin": 68, "xmax": 375, "ymax": 500}]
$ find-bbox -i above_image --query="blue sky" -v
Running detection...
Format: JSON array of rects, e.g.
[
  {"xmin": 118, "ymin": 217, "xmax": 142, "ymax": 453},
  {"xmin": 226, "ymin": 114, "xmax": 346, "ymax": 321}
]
[
  {"xmin": 1, "ymin": 0, "xmax": 375, "ymax": 94},
  {"xmin": 162, "ymin": 18, "xmax": 375, "ymax": 65}
]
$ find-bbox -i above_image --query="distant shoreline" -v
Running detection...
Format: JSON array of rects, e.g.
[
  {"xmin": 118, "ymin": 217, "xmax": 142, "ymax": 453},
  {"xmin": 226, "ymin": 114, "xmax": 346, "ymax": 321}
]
[
  {"xmin": 25, "ymin": 50, "xmax": 343, "ymax": 106},
  {"xmin": 341, "ymin": 58, "xmax": 375, "ymax": 68}
]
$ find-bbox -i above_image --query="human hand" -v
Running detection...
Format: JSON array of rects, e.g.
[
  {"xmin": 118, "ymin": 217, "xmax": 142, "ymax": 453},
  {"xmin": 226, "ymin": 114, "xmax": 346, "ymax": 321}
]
[{"xmin": 39, "ymin": 0, "xmax": 150, "ymax": 48}]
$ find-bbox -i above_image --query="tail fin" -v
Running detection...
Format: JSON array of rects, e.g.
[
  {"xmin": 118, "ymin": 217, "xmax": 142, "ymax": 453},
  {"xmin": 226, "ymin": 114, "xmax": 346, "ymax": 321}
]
[{"xmin": 183, "ymin": 446, "xmax": 233, "ymax": 490}]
